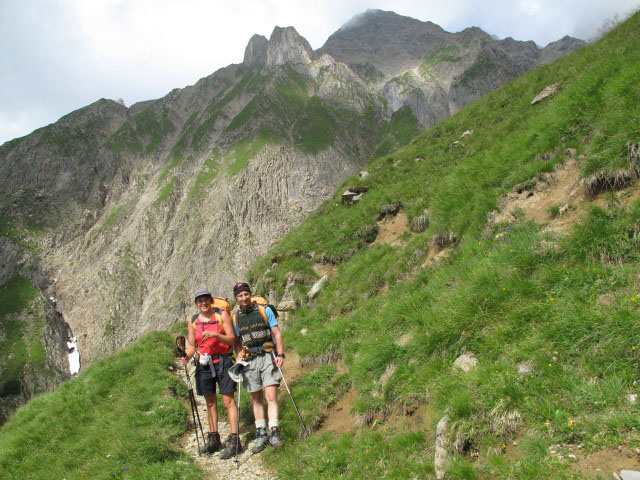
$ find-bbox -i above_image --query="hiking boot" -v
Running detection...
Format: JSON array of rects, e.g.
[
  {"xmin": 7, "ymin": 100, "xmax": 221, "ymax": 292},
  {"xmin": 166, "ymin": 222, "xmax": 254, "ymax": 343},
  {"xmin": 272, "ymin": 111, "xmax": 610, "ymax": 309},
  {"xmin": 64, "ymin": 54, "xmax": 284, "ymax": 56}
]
[
  {"xmin": 251, "ymin": 427, "xmax": 269, "ymax": 453},
  {"xmin": 221, "ymin": 433, "xmax": 234, "ymax": 449},
  {"xmin": 206, "ymin": 432, "xmax": 222, "ymax": 453},
  {"xmin": 269, "ymin": 426, "xmax": 284, "ymax": 448},
  {"xmin": 219, "ymin": 433, "xmax": 243, "ymax": 459}
]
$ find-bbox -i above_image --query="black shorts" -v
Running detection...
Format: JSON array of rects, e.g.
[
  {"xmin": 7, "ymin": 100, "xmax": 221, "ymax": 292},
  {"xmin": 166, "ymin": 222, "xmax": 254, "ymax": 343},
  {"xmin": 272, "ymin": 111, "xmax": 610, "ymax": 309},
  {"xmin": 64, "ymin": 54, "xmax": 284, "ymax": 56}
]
[{"xmin": 195, "ymin": 356, "xmax": 237, "ymax": 396}]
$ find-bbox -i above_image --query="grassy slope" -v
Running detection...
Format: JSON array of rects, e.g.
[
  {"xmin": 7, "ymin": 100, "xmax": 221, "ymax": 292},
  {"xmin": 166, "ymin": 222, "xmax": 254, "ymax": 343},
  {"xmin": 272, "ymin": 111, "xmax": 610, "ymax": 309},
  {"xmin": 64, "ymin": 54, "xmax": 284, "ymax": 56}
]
[
  {"xmin": 0, "ymin": 276, "xmax": 39, "ymax": 401},
  {"xmin": 0, "ymin": 331, "xmax": 200, "ymax": 480},
  {"xmin": 0, "ymin": 13, "xmax": 638, "ymax": 480},
  {"xmin": 245, "ymin": 13, "xmax": 640, "ymax": 480}
]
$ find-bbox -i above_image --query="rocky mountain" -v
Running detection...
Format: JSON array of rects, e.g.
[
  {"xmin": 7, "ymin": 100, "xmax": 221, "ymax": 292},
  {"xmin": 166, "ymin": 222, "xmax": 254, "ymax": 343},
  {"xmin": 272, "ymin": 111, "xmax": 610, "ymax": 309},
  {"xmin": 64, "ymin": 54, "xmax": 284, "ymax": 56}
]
[
  {"xmin": 0, "ymin": 9, "xmax": 584, "ymax": 422},
  {"xmin": 319, "ymin": 9, "xmax": 586, "ymax": 123}
]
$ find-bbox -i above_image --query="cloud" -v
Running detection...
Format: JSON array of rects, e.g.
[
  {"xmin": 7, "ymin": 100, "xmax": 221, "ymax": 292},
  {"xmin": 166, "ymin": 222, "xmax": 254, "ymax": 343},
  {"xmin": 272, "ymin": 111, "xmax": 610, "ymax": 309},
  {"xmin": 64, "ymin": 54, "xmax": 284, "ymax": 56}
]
[{"xmin": 1, "ymin": 0, "xmax": 638, "ymax": 145}]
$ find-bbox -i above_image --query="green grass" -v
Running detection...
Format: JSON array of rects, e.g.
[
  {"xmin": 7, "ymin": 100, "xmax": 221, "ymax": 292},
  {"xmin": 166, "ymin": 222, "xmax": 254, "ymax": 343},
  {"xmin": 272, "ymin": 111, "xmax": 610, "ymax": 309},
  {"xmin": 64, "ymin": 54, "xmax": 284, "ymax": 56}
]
[
  {"xmin": 458, "ymin": 50, "xmax": 499, "ymax": 89},
  {"xmin": 108, "ymin": 104, "xmax": 174, "ymax": 154},
  {"xmin": 0, "ymin": 215, "xmax": 21, "ymax": 244},
  {"xmin": 191, "ymin": 70, "xmax": 262, "ymax": 149},
  {"xmin": 154, "ymin": 177, "xmax": 177, "ymax": 204},
  {"xmin": 0, "ymin": 331, "xmax": 202, "ymax": 479},
  {"xmin": 3, "ymin": 10, "xmax": 640, "ymax": 480},
  {"xmin": 186, "ymin": 150, "xmax": 221, "ymax": 200},
  {"xmin": 419, "ymin": 44, "xmax": 462, "ymax": 77},
  {"xmin": 373, "ymin": 106, "xmax": 421, "ymax": 158},
  {"xmin": 226, "ymin": 130, "xmax": 275, "ymax": 175},
  {"xmin": 102, "ymin": 205, "xmax": 125, "ymax": 230},
  {"xmin": 0, "ymin": 276, "xmax": 39, "ymax": 401},
  {"xmin": 224, "ymin": 66, "xmax": 375, "ymax": 156},
  {"xmin": 241, "ymin": 12, "xmax": 640, "ymax": 479}
]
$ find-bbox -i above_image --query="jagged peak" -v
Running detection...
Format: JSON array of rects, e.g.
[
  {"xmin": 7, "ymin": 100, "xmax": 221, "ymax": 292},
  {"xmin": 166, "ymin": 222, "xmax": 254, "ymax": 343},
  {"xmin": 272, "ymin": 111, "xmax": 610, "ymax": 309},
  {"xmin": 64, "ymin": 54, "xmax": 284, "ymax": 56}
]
[
  {"xmin": 243, "ymin": 34, "xmax": 268, "ymax": 67},
  {"xmin": 266, "ymin": 26, "xmax": 313, "ymax": 68},
  {"xmin": 242, "ymin": 26, "xmax": 313, "ymax": 69}
]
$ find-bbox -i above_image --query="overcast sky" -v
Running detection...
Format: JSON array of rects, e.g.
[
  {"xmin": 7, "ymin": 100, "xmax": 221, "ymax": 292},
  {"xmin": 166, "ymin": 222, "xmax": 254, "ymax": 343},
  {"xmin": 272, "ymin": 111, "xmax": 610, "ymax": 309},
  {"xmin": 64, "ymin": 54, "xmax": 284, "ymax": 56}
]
[{"xmin": 1, "ymin": 0, "xmax": 638, "ymax": 145}]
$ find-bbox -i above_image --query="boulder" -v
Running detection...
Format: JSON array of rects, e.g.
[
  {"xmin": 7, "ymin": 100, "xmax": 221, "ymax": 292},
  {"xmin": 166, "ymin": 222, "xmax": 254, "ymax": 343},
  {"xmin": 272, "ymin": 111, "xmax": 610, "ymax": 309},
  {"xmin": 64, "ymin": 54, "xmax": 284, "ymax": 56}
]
[
  {"xmin": 453, "ymin": 352, "xmax": 478, "ymax": 372},
  {"xmin": 342, "ymin": 190, "xmax": 360, "ymax": 204},
  {"xmin": 308, "ymin": 275, "xmax": 328, "ymax": 299},
  {"xmin": 517, "ymin": 361, "xmax": 533, "ymax": 376},
  {"xmin": 620, "ymin": 471, "xmax": 640, "ymax": 480},
  {"xmin": 531, "ymin": 83, "xmax": 560, "ymax": 105},
  {"xmin": 277, "ymin": 299, "xmax": 297, "ymax": 311},
  {"xmin": 434, "ymin": 415, "xmax": 449, "ymax": 480}
]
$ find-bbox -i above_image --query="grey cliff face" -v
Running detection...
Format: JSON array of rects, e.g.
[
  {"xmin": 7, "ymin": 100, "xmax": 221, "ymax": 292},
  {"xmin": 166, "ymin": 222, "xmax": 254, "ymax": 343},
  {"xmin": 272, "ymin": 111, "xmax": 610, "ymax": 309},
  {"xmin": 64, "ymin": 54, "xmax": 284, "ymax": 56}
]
[
  {"xmin": 243, "ymin": 34, "xmax": 268, "ymax": 67},
  {"xmin": 319, "ymin": 9, "xmax": 586, "ymax": 126},
  {"xmin": 0, "ymin": 9, "xmax": 584, "ymax": 421},
  {"xmin": 265, "ymin": 26, "xmax": 314, "ymax": 67}
]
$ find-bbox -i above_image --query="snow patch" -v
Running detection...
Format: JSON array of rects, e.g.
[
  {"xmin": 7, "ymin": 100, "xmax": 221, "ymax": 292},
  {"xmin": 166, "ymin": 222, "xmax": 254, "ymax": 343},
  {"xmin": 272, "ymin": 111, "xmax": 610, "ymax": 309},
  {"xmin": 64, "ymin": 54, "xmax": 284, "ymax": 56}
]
[{"xmin": 67, "ymin": 336, "xmax": 80, "ymax": 375}]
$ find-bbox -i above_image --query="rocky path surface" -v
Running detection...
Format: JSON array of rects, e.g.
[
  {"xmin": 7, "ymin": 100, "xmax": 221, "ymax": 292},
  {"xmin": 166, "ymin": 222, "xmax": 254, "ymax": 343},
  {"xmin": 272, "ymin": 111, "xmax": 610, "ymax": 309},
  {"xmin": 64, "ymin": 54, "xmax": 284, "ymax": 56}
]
[{"xmin": 173, "ymin": 362, "xmax": 277, "ymax": 480}]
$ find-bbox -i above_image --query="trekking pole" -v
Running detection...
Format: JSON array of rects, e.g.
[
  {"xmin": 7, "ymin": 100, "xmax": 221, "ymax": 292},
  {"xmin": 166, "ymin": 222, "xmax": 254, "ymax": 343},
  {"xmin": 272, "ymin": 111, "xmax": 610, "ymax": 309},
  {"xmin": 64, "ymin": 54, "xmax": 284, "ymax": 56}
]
[
  {"xmin": 176, "ymin": 336, "xmax": 206, "ymax": 455},
  {"xmin": 270, "ymin": 351, "xmax": 309, "ymax": 438},
  {"xmin": 235, "ymin": 373, "xmax": 242, "ymax": 468}
]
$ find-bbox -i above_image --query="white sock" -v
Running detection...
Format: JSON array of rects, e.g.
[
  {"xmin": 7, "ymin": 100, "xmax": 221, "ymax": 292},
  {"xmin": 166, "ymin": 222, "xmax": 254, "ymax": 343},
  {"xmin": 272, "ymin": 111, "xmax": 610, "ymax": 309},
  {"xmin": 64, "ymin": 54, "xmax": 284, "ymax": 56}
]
[
  {"xmin": 255, "ymin": 419, "xmax": 266, "ymax": 429},
  {"xmin": 268, "ymin": 419, "xmax": 279, "ymax": 429}
]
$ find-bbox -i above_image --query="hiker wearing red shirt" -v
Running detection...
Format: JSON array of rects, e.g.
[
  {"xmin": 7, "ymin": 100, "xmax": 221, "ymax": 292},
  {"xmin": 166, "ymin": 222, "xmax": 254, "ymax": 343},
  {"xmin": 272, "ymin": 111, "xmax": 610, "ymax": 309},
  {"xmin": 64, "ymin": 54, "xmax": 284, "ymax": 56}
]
[{"xmin": 180, "ymin": 288, "xmax": 242, "ymax": 458}]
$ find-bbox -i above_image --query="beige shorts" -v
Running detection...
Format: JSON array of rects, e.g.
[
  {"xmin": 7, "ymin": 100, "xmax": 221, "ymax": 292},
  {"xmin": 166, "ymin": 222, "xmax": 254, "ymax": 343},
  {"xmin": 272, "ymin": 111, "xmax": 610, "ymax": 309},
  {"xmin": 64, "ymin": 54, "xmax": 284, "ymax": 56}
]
[{"xmin": 241, "ymin": 353, "xmax": 281, "ymax": 393}]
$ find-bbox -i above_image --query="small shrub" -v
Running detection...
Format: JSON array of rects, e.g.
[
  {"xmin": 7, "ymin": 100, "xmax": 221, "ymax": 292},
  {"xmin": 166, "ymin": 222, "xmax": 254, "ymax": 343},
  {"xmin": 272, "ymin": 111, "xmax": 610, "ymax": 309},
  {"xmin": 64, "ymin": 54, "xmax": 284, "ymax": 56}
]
[
  {"xmin": 411, "ymin": 212, "xmax": 430, "ymax": 233},
  {"xmin": 377, "ymin": 202, "xmax": 402, "ymax": 220},
  {"xmin": 585, "ymin": 169, "xmax": 637, "ymax": 198},
  {"xmin": 431, "ymin": 231, "xmax": 458, "ymax": 248},
  {"xmin": 357, "ymin": 224, "xmax": 379, "ymax": 245}
]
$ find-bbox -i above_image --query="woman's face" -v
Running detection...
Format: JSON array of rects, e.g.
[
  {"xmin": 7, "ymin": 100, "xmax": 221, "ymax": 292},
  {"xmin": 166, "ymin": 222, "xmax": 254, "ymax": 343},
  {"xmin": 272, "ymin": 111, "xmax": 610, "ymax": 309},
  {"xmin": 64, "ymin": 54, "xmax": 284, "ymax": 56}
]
[
  {"xmin": 195, "ymin": 295, "xmax": 212, "ymax": 313},
  {"xmin": 236, "ymin": 291, "xmax": 251, "ymax": 308}
]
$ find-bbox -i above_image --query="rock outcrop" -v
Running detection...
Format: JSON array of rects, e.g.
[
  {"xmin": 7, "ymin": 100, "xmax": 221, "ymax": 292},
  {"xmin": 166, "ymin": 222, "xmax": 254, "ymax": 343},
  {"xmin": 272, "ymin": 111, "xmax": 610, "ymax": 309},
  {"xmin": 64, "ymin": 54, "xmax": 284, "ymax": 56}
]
[{"xmin": 318, "ymin": 9, "xmax": 586, "ymax": 126}]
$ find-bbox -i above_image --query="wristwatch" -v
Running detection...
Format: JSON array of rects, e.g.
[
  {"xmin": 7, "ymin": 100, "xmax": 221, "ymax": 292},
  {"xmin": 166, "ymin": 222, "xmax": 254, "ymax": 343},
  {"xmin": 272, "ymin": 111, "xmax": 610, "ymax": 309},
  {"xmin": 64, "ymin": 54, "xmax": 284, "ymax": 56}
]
[{"xmin": 276, "ymin": 353, "xmax": 285, "ymax": 358}]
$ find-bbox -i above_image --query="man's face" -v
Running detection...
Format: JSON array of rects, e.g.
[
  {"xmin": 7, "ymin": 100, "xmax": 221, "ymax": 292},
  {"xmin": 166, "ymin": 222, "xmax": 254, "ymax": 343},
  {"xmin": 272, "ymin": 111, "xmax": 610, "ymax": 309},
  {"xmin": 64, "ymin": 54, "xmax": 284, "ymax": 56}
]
[
  {"xmin": 195, "ymin": 295, "xmax": 212, "ymax": 312},
  {"xmin": 236, "ymin": 291, "xmax": 251, "ymax": 308}
]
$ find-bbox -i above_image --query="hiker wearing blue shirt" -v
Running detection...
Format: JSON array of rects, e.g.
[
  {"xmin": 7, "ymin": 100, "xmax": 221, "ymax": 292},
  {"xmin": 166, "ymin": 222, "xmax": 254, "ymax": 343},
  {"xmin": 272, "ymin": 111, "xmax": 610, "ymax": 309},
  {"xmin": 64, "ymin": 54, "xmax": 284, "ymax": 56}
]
[{"xmin": 231, "ymin": 282, "xmax": 285, "ymax": 453}]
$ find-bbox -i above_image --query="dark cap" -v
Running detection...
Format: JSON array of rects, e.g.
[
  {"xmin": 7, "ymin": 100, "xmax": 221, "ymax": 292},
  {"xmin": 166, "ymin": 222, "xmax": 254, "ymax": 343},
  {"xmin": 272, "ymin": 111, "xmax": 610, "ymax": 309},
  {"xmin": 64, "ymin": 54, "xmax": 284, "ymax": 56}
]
[
  {"xmin": 194, "ymin": 288, "xmax": 212, "ymax": 301},
  {"xmin": 233, "ymin": 282, "xmax": 251, "ymax": 298}
]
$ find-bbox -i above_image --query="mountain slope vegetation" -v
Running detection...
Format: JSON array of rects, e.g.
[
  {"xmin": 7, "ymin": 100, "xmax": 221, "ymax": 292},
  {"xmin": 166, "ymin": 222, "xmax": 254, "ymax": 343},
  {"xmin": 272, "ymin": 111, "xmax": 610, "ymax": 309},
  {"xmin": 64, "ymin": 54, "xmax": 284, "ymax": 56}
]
[
  {"xmin": 0, "ymin": 10, "xmax": 583, "ymax": 423},
  {"xmin": 1, "ymin": 10, "xmax": 638, "ymax": 480},
  {"xmin": 247, "ymin": 11, "xmax": 640, "ymax": 479}
]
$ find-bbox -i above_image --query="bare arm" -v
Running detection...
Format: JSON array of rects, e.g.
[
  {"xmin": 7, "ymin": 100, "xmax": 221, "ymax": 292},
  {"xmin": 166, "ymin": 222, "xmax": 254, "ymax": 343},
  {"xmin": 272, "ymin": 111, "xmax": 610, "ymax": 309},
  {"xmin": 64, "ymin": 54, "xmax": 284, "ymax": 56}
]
[
  {"xmin": 271, "ymin": 325, "xmax": 284, "ymax": 368},
  {"xmin": 180, "ymin": 318, "xmax": 196, "ymax": 365},
  {"xmin": 217, "ymin": 310, "xmax": 236, "ymax": 346}
]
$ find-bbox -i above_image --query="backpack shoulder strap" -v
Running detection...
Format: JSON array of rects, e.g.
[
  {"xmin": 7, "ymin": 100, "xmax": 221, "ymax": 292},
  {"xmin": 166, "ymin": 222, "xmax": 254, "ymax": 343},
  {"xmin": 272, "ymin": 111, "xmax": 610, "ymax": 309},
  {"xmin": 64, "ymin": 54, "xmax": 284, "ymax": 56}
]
[{"xmin": 256, "ymin": 305, "xmax": 269, "ymax": 326}]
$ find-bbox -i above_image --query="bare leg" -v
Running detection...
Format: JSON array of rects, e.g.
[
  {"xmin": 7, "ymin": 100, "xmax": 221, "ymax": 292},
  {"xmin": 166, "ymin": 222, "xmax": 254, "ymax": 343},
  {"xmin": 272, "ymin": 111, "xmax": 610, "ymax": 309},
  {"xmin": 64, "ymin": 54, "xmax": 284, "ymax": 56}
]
[
  {"xmin": 250, "ymin": 390, "xmax": 265, "ymax": 423},
  {"xmin": 264, "ymin": 385, "xmax": 279, "ymax": 423},
  {"xmin": 204, "ymin": 394, "xmax": 218, "ymax": 432},
  {"xmin": 222, "ymin": 392, "xmax": 238, "ymax": 434}
]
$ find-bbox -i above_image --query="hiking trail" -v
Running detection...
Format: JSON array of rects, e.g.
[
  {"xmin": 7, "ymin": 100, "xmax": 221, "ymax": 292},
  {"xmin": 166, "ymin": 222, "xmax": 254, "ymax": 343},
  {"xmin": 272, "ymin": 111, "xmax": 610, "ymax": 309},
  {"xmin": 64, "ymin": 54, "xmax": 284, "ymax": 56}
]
[{"xmin": 173, "ymin": 361, "xmax": 277, "ymax": 480}]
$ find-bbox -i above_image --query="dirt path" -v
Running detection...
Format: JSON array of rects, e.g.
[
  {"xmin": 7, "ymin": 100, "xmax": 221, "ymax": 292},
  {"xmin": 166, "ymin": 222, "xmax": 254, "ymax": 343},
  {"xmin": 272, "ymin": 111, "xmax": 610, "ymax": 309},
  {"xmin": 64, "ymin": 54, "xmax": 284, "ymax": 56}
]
[{"xmin": 173, "ymin": 361, "xmax": 276, "ymax": 480}]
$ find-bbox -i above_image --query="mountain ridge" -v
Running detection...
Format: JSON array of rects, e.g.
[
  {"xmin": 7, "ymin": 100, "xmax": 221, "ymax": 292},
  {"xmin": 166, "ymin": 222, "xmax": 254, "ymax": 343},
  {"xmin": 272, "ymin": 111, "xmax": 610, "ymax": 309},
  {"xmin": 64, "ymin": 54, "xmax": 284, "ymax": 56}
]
[{"xmin": 0, "ymin": 9, "xmax": 585, "ymax": 423}]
